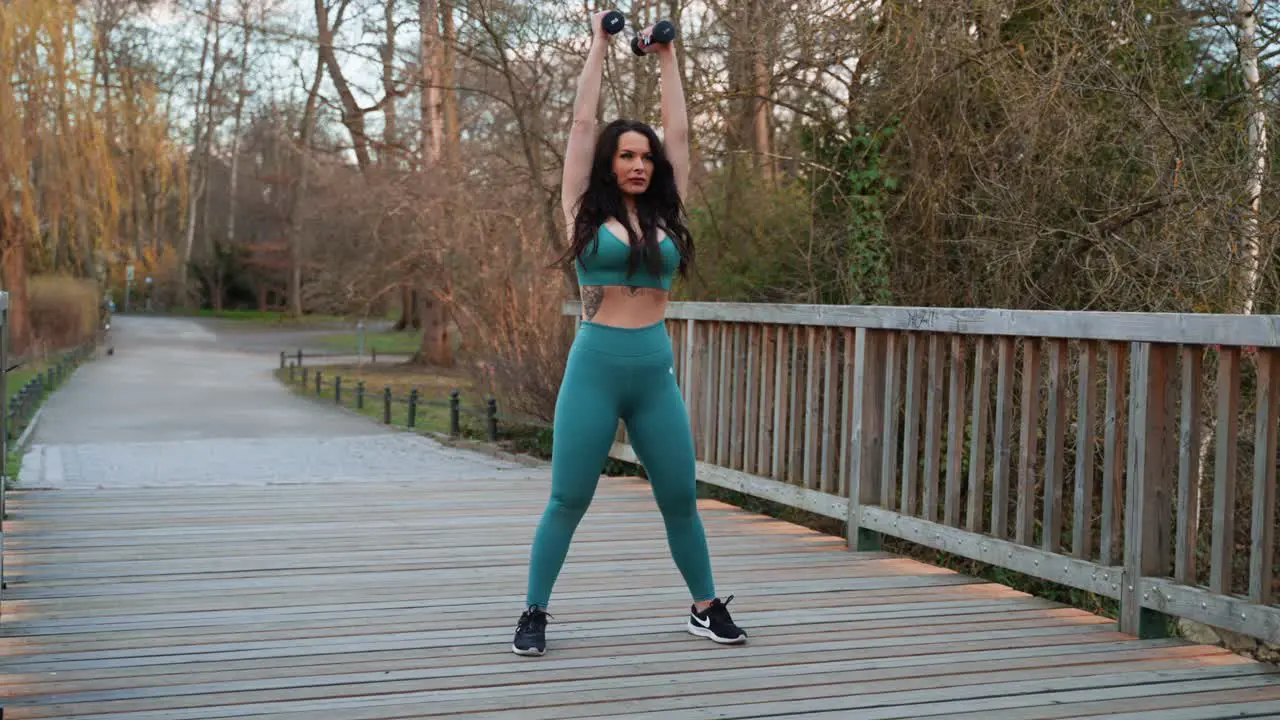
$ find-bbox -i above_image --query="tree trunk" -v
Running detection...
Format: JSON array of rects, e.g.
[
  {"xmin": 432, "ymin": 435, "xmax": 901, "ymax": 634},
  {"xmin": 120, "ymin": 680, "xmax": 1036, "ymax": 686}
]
[
  {"xmin": 286, "ymin": 56, "xmax": 325, "ymax": 318},
  {"xmin": 383, "ymin": 0, "xmax": 400, "ymax": 166},
  {"xmin": 415, "ymin": 288, "xmax": 453, "ymax": 367},
  {"xmin": 420, "ymin": 0, "xmax": 441, "ymax": 166},
  {"xmin": 316, "ymin": 0, "xmax": 373, "ymax": 171},
  {"xmin": 439, "ymin": 0, "xmax": 460, "ymax": 169},
  {"xmin": 179, "ymin": 0, "xmax": 219, "ymax": 306}
]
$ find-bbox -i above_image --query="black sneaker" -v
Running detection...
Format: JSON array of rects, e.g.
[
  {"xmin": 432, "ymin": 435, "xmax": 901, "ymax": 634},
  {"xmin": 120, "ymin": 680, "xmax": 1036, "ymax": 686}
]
[
  {"xmin": 512, "ymin": 606, "xmax": 549, "ymax": 656},
  {"xmin": 687, "ymin": 595, "xmax": 747, "ymax": 644}
]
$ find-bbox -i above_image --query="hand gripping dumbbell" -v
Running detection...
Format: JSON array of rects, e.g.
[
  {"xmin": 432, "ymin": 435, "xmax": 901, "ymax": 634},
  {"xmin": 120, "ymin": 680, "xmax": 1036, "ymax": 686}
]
[{"xmin": 632, "ymin": 19, "xmax": 676, "ymax": 55}]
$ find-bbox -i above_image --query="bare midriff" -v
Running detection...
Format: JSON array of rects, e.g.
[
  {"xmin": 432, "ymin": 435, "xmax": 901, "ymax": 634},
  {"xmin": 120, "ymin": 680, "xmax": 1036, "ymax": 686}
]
[{"xmin": 580, "ymin": 285, "xmax": 669, "ymax": 328}]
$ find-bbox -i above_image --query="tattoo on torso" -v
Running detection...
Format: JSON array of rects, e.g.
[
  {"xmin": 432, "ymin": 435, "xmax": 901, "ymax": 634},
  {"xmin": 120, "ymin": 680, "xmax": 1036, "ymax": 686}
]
[{"xmin": 582, "ymin": 286, "xmax": 604, "ymax": 320}]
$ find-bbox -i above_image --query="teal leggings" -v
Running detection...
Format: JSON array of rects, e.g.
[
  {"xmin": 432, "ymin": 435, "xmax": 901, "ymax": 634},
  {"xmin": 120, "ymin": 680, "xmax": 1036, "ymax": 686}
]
[{"xmin": 524, "ymin": 319, "xmax": 716, "ymax": 609}]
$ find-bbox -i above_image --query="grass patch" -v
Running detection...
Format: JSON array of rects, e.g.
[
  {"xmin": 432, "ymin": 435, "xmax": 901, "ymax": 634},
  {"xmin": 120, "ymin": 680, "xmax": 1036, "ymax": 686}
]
[
  {"xmin": 169, "ymin": 308, "xmax": 350, "ymax": 326},
  {"xmin": 313, "ymin": 330, "xmax": 423, "ymax": 356}
]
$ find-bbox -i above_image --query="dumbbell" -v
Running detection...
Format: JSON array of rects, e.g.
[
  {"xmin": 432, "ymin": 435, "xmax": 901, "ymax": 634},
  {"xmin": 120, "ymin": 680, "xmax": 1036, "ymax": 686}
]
[
  {"xmin": 602, "ymin": 9, "xmax": 625, "ymax": 35},
  {"xmin": 631, "ymin": 19, "xmax": 676, "ymax": 55}
]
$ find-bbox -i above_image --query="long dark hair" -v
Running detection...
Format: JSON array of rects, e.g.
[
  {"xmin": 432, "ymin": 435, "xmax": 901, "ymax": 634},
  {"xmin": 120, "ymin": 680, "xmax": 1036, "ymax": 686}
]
[{"xmin": 554, "ymin": 119, "xmax": 694, "ymax": 279}]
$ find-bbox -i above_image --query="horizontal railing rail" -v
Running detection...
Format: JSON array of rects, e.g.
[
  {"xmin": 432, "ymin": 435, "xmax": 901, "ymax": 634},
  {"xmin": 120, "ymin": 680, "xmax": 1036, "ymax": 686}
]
[{"xmin": 563, "ymin": 300, "xmax": 1280, "ymax": 645}]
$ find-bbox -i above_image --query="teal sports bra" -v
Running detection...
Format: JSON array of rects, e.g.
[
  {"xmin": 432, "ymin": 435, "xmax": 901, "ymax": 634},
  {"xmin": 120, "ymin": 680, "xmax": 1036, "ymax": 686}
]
[{"xmin": 575, "ymin": 224, "xmax": 680, "ymax": 291}]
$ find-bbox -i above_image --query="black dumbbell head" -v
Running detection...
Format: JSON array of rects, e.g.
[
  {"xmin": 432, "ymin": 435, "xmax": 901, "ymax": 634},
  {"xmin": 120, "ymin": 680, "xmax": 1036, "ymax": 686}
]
[
  {"xmin": 651, "ymin": 20, "xmax": 676, "ymax": 43},
  {"xmin": 602, "ymin": 10, "xmax": 625, "ymax": 34}
]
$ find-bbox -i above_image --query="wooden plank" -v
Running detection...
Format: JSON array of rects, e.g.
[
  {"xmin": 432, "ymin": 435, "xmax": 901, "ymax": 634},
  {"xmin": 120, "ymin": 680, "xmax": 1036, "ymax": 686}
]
[
  {"xmin": 847, "ymin": 328, "xmax": 886, "ymax": 548},
  {"xmin": 991, "ymin": 337, "xmax": 1015, "ymax": 538},
  {"xmin": 1249, "ymin": 349, "xmax": 1279, "ymax": 604},
  {"xmin": 944, "ymin": 334, "xmax": 968, "ymax": 527},
  {"xmin": 717, "ymin": 322, "xmax": 731, "ymax": 466},
  {"xmin": 701, "ymin": 320, "xmax": 716, "ymax": 460},
  {"xmin": 804, "ymin": 326, "xmax": 820, "ymax": 490},
  {"xmin": 1101, "ymin": 341, "xmax": 1127, "ymax": 565},
  {"xmin": 757, "ymin": 325, "xmax": 774, "ymax": 476},
  {"xmin": 821, "ymin": 328, "xmax": 839, "ymax": 495},
  {"xmin": 922, "ymin": 333, "xmax": 944, "ymax": 522},
  {"xmin": 787, "ymin": 325, "xmax": 802, "ymax": 483},
  {"xmin": 859, "ymin": 506, "xmax": 1121, "ymax": 599},
  {"xmin": 1016, "ymin": 338, "xmax": 1042, "ymax": 545},
  {"xmin": 966, "ymin": 337, "xmax": 990, "ymax": 533},
  {"xmin": 880, "ymin": 331, "xmax": 904, "ymax": 509},
  {"xmin": 900, "ymin": 333, "xmax": 923, "ymax": 516},
  {"xmin": 1174, "ymin": 345, "xmax": 1202, "ymax": 584},
  {"xmin": 560, "ymin": 301, "xmax": 1280, "ymax": 347},
  {"xmin": 730, "ymin": 323, "xmax": 745, "ymax": 470},
  {"xmin": 1073, "ymin": 340, "xmax": 1097, "ymax": 560},
  {"xmin": 1120, "ymin": 342, "xmax": 1175, "ymax": 637},
  {"xmin": 1042, "ymin": 339, "xmax": 1069, "ymax": 552},
  {"xmin": 1141, "ymin": 576, "xmax": 1280, "ymax": 645},
  {"xmin": 1210, "ymin": 346, "xmax": 1241, "ymax": 594},
  {"xmin": 770, "ymin": 324, "xmax": 787, "ymax": 480},
  {"xmin": 743, "ymin": 324, "xmax": 759, "ymax": 475},
  {"xmin": 840, "ymin": 328, "xmax": 855, "ymax": 497}
]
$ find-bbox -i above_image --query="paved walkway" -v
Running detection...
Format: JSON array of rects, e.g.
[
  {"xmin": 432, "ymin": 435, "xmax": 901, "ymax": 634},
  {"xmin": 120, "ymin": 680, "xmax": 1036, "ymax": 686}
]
[{"xmin": 19, "ymin": 316, "xmax": 544, "ymax": 489}]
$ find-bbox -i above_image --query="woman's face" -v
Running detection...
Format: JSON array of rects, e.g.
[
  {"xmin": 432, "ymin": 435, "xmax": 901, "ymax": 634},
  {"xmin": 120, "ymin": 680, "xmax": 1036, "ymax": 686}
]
[{"xmin": 613, "ymin": 131, "xmax": 654, "ymax": 195}]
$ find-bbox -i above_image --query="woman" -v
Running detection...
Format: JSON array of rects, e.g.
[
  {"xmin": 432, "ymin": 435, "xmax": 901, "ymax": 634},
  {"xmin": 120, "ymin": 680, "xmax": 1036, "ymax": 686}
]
[{"xmin": 511, "ymin": 10, "xmax": 746, "ymax": 657}]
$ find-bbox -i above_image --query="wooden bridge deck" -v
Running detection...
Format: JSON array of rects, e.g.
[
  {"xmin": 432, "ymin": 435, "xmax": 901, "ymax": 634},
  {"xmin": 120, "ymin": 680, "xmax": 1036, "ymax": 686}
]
[{"xmin": 3, "ymin": 474, "xmax": 1280, "ymax": 719}]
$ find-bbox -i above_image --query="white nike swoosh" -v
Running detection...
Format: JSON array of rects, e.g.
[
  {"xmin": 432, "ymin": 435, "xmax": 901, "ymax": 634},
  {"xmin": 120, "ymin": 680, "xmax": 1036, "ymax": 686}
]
[{"xmin": 691, "ymin": 614, "xmax": 711, "ymax": 628}]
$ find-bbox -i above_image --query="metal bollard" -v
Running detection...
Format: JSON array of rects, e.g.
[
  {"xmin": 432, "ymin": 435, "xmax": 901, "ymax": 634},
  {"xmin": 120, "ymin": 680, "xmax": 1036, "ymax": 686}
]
[
  {"xmin": 383, "ymin": 386, "xmax": 392, "ymax": 424},
  {"xmin": 486, "ymin": 398, "xmax": 498, "ymax": 441},
  {"xmin": 407, "ymin": 388, "xmax": 418, "ymax": 428},
  {"xmin": 357, "ymin": 380, "xmax": 365, "ymax": 409},
  {"xmin": 449, "ymin": 390, "xmax": 460, "ymax": 437},
  {"xmin": 334, "ymin": 376, "xmax": 342, "ymax": 404}
]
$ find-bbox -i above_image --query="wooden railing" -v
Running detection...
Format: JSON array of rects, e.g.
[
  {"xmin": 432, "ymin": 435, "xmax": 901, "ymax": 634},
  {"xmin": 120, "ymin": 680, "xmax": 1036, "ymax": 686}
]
[{"xmin": 564, "ymin": 301, "xmax": 1280, "ymax": 644}]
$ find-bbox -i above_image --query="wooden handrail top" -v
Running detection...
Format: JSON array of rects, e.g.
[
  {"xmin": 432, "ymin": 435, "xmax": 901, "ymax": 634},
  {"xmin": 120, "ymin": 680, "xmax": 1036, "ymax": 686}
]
[{"xmin": 562, "ymin": 301, "xmax": 1280, "ymax": 347}]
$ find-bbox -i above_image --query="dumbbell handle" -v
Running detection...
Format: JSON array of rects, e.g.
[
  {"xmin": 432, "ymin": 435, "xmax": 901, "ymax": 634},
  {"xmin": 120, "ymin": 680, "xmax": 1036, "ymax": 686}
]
[
  {"xmin": 631, "ymin": 19, "xmax": 676, "ymax": 55},
  {"xmin": 602, "ymin": 10, "xmax": 625, "ymax": 35}
]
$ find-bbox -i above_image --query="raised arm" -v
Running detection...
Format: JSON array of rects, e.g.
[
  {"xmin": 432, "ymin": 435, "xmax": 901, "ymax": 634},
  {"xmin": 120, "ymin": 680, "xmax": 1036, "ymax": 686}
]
[
  {"xmin": 655, "ymin": 39, "xmax": 690, "ymax": 200},
  {"xmin": 561, "ymin": 12, "xmax": 613, "ymax": 226}
]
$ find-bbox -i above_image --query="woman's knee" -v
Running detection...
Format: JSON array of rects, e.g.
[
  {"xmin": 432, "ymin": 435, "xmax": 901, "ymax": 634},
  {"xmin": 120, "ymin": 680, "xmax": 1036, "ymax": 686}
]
[{"xmin": 652, "ymin": 474, "xmax": 698, "ymax": 519}]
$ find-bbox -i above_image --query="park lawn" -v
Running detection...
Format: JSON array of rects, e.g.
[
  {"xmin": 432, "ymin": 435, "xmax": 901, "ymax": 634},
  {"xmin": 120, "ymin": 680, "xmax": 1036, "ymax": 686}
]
[
  {"xmin": 314, "ymin": 330, "xmax": 424, "ymax": 356},
  {"xmin": 176, "ymin": 308, "xmax": 351, "ymax": 326},
  {"xmin": 284, "ymin": 362, "xmax": 487, "ymax": 436},
  {"xmin": 6, "ymin": 362, "xmax": 47, "ymax": 401}
]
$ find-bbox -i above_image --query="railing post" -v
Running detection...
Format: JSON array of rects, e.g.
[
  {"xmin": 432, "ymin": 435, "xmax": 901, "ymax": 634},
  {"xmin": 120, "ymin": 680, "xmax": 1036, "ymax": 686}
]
[
  {"xmin": 407, "ymin": 388, "xmax": 418, "ymax": 428},
  {"xmin": 486, "ymin": 398, "xmax": 498, "ymax": 441},
  {"xmin": 1120, "ymin": 341, "xmax": 1177, "ymax": 639},
  {"xmin": 0, "ymin": 291, "xmax": 8, "ymax": 604},
  {"xmin": 383, "ymin": 386, "xmax": 392, "ymax": 424},
  {"xmin": 847, "ymin": 327, "xmax": 888, "ymax": 551},
  {"xmin": 449, "ymin": 390, "xmax": 460, "ymax": 436},
  {"xmin": 334, "ymin": 376, "xmax": 342, "ymax": 405}
]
